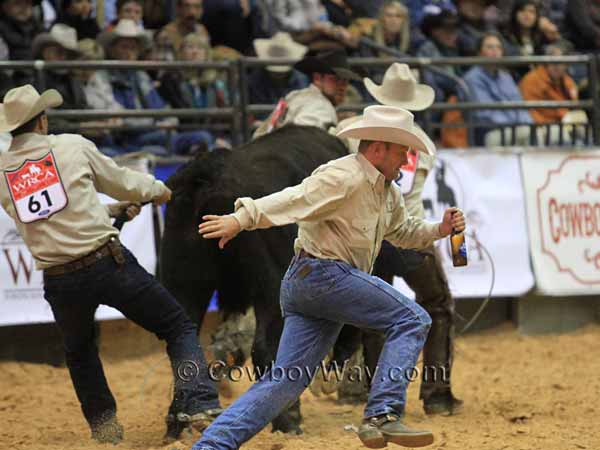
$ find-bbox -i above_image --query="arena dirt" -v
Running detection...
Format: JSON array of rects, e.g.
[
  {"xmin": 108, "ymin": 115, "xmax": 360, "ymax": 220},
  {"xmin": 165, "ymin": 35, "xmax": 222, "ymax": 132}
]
[{"xmin": 2, "ymin": 322, "xmax": 599, "ymax": 450}]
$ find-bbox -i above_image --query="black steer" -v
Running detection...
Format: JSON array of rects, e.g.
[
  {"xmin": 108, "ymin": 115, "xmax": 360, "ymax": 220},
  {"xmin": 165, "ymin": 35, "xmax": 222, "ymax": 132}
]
[{"xmin": 159, "ymin": 125, "xmax": 348, "ymax": 437}]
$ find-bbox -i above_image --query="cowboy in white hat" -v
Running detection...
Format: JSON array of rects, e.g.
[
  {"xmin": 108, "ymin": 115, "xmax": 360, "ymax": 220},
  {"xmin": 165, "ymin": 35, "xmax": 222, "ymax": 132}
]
[
  {"xmin": 330, "ymin": 63, "xmax": 464, "ymax": 416},
  {"xmin": 253, "ymin": 48, "xmax": 361, "ymax": 138},
  {"xmin": 0, "ymin": 84, "xmax": 222, "ymax": 444},
  {"xmin": 194, "ymin": 104, "xmax": 465, "ymax": 450},
  {"xmin": 254, "ymin": 32, "xmax": 308, "ymax": 73},
  {"xmin": 97, "ymin": 18, "xmax": 151, "ymax": 57},
  {"xmin": 32, "ymin": 23, "xmax": 82, "ymax": 60},
  {"xmin": 29, "ymin": 24, "xmax": 88, "ymax": 119}
]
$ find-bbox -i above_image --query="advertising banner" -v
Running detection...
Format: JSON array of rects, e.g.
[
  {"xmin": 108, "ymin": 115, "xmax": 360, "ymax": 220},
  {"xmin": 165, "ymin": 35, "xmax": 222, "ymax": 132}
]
[
  {"xmin": 521, "ymin": 151, "xmax": 600, "ymax": 295},
  {"xmin": 394, "ymin": 150, "xmax": 534, "ymax": 299}
]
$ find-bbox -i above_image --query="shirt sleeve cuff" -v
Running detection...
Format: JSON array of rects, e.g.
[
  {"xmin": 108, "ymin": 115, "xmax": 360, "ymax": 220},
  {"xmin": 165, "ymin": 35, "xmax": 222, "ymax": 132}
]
[
  {"xmin": 433, "ymin": 221, "xmax": 445, "ymax": 240},
  {"xmin": 150, "ymin": 180, "xmax": 168, "ymax": 200},
  {"xmin": 231, "ymin": 207, "xmax": 252, "ymax": 230}
]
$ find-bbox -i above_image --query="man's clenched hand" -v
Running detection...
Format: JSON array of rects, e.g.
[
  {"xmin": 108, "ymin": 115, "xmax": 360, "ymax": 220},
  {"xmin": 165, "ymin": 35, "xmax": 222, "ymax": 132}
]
[{"xmin": 439, "ymin": 207, "xmax": 466, "ymax": 237}]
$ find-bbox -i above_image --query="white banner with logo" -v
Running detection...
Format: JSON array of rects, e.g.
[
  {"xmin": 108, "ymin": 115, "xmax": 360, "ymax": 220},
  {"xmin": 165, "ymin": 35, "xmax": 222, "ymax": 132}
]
[
  {"xmin": 0, "ymin": 158, "xmax": 155, "ymax": 326},
  {"xmin": 394, "ymin": 150, "xmax": 534, "ymax": 298},
  {"xmin": 521, "ymin": 150, "xmax": 600, "ymax": 295}
]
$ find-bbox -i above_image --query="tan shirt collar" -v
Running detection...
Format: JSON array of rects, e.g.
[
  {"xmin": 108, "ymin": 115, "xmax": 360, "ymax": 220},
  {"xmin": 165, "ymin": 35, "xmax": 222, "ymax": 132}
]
[
  {"xmin": 8, "ymin": 133, "xmax": 48, "ymax": 153},
  {"xmin": 356, "ymin": 152, "xmax": 385, "ymax": 192}
]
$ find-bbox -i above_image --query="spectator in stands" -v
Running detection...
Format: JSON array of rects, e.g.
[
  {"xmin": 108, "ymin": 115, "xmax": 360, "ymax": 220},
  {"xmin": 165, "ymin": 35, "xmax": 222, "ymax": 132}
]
[
  {"xmin": 321, "ymin": 0, "xmax": 362, "ymax": 28},
  {"xmin": 400, "ymin": 0, "xmax": 456, "ymax": 50},
  {"xmin": 92, "ymin": 19, "xmax": 211, "ymax": 155},
  {"xmin": 202, "ymin": 0, "xmax": 271, "ymax": 55},
  {"xmin": 564, "ymin": 0, "xmax": 600, "ymax": 52},
  {"xmin": 417, "ymin": 7, "xmax": 462, "ymax": 103},
  {"xmin": 463, "ymin": 32, "xmax": 534, "ymax": 145},
  {"xmin": 349, "ymin": 0, "xmax": 411, "ymax": 91},
  {"xmin": 248, "ymin": 32, "xmax": 309, "ymax": 117},
  {"xmin": 54, "ymin": 0, "xmax": 100, "ymax": 40},
  {"xmin": 501, "ymin": 0, "xmax": 547, "ymax": 57},
  {"xmin": 76, "ymin": 38, "xmax": 124, "ymax": 156},
  {"xmin": 266, "ymin": 0, "xmax": 355, "ymax": 51},
  {"xmin": 496, "ymin": 0, "xmax": 568, "ymax": 36},
  {"xmin": 32, "ymin": 24, "xmax": 87, "ymax": 111},
  {"xmin": 352, "ymin": 1, "xmax": 411, "ymax": 56},
  {"xmin": 105, "ymin": 0, "xmax": 145, "ymax": 31},
  {"xmin": 0, "ymin": 0, "xmax": 44, "ymax": 61},
  {"xmin": 519, "ymin": 43, "xmax": 582, "ymax": 143},
  {"xmin": 266, "ymin": 0, "xmax": 325, "ymax": 33},
  {"xmin": 455, "ymin": 0, "xmax": 496, "ymax": 56},
  {"xmin": 157, "ymin": 32, "xmax": 225, "ymax": 151},
  {"xmin": 160, "ymin": 0, "xmax": 210, "ymax": 59},
  {"xmin": 253, "ymin": 49, "xmax": 360, "ymax": 137}
]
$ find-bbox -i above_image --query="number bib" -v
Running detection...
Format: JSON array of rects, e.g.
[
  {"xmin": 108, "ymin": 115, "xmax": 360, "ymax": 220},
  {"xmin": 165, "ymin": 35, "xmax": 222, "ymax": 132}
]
[
  {"xmin": 4, "ymin": 151, "xmax": 68, "ymax": 223},
  {"xmin": 393, "ymin": 150, "xmax": 419, "ymax": 195}
]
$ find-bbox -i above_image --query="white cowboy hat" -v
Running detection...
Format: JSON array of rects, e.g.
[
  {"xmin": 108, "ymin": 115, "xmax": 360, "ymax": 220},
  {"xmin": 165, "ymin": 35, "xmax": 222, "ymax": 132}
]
[
  {"xmin": 253, "ymin": 32, "xmax": 308, "ymax": 73},
  {"xmin": 32, "ymin": 24, "xmax": 81, "ymax": 59},
  {"xmin": 338, "ymin": 113, "xmax": 436, "ymax": 155},
  {"xmin": 97, "ymin": 19, "xmax": 151, "ymax": 51},
  {"xmin": 0, "ymin": 85, "xmax": 63, "ymax": 133},
  {"xmin": 336, "ymin": 105, "xmax": 431, "ymax": 154},
  {"xmin": 364, "ymin": 63, "xmax": 435, "ymax": 111}
]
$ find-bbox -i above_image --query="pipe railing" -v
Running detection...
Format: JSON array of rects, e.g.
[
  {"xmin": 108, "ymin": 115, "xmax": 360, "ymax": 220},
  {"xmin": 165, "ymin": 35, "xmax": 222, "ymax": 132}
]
[{"xmin": 1, "ymin": 54, "xmax": 597, "ymax": 147}]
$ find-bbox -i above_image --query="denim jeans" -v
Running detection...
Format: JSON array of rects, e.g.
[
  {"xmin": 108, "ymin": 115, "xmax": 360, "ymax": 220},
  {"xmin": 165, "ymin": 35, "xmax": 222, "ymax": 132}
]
[
  {"xmin": 43, "ymin": 245, "xmax": 220, "ymax": 429},
  {"xmin": 192, "ymin": 254, "xmax": 431, "ymax": 450}
]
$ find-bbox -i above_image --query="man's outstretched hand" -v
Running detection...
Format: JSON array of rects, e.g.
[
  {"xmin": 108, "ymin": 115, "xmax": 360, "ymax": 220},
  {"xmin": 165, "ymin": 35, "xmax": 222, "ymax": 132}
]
[{"xmin": 198, "ymin": 215, "xmax": 242, "ymax": 249}]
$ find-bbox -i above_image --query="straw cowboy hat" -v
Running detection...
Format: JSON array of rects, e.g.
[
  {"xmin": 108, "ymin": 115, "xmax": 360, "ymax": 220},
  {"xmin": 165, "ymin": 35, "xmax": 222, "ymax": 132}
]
[
  {"xmin": 32, "ymin": 24, "xmax": 81, "ymax": 59},
  {"xmin": 254, "ymin": 32, "xmax": 308, "ymax": 73},
  {"xmin": 364, "ymin": 63, "xmax": 435, "ymax": 111},
  {"xmin": 97, "ymin": 19, "xmax": 151, "ymax": 51},
  {"xmin": 0, "ymin": 85, "xmax": 63, "ymax": 133},
  {"xmin": 336, "ymin": 105, "xmax": 431, "ymax": 154},
  {"xmin": 294, "ymin": 49, "xmax": 361, "ymax": 81}
]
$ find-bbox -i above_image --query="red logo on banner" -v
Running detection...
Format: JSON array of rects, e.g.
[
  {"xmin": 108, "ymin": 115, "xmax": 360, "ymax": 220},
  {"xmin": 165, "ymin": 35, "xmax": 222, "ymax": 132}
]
[{"xmin": 537, "ymin": 155, "xmax": 600, "ymax": 285}]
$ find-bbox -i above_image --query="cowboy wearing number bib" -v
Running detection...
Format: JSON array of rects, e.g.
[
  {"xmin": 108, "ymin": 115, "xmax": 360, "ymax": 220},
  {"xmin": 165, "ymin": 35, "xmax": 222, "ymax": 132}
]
[{"xmin": 0, "ymin": 85, "xmax": 222, "ymax": 444}]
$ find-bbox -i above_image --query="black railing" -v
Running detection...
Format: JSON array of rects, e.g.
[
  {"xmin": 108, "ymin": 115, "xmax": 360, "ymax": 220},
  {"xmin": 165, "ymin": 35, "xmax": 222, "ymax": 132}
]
[{"xmin": 0, "ymin": 54, "xmax": 596, "ymax": 148}]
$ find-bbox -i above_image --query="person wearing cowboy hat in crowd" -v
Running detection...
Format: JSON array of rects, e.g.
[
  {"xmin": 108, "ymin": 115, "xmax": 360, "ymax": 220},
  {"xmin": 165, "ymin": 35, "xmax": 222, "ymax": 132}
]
[
  {"xmin": 0, "ymin": 85, "xmax": 223, "ymax": 444},
  {"xmin": 31, "ymin": 24, "xmax": 88, "ymax": 133},
  {"xmin": 253, "ymin": 48, "xmax": 360, "ymax": 138},
  {"xmin": 328, "ymin": 63, "xmax": 464, "ymax": 416},
  {"xmin": 91, "ymin": 19, "xmax": 213, "ymax": 155},
  {"xmin": 247, "ymin": 32, "xmax": 309, "ymax": 120},
  {"xmin": 195, "ymin": 104, "xmax": 466, "ymax": 450}
]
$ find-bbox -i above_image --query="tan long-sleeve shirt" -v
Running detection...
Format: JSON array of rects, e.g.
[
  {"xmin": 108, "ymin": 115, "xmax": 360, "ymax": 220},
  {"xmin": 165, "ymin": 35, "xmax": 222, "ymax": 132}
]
[
  {"xmin": 0, "ymin": 133, "xmax": 167, "ymax": 269},
  {"xmin": 232, "ymin": 152, "xmax": 443, "ymax": 274}
]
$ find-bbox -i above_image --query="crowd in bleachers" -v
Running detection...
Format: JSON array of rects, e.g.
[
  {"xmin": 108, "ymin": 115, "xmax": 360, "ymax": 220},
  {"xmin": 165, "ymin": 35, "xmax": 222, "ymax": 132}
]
[{"xmin": 0, "ymin": 0, "xmax": 597, "ymax": 152}]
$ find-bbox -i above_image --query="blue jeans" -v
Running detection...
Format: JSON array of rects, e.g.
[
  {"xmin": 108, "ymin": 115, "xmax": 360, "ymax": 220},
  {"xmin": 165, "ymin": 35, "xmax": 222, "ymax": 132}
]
[
  {"xmin": 192, "ymin": 254, "xmax": 431, "ymax": 450},
  {"xmin": 43, "ymin": 245, "xmax": 220, "ymax": 429}
]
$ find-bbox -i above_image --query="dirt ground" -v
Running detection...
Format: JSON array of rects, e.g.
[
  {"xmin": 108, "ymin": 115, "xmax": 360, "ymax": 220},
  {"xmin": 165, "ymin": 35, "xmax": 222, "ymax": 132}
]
[{"xmin": 1, "ymin": 322, "xmax": 599, "ymax": 450}]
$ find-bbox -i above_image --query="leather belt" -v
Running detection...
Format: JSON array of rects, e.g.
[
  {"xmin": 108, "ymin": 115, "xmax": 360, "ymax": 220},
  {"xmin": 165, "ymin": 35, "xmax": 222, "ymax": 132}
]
[
  {"xmin": 298, "ymin": 248, "xmax": 317, "ymax": 259},
  {"xmin": 44, "ymin": 237, "xmax": 123, "ymax": 277}
]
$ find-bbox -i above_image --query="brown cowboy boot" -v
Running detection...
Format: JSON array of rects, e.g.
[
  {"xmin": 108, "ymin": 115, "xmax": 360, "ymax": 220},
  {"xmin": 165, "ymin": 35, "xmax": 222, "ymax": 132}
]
[{"xmin": 358, "ymin": 413, "xmax": 434, "ymax": 448}]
